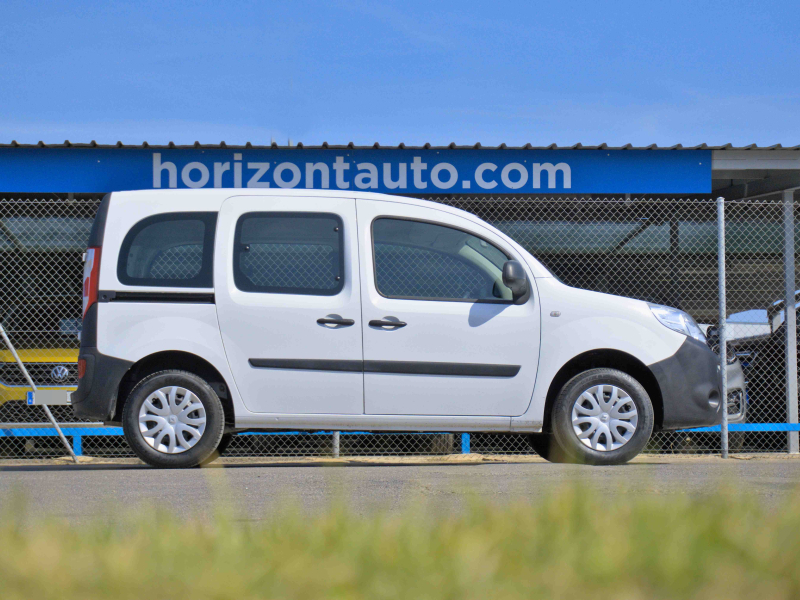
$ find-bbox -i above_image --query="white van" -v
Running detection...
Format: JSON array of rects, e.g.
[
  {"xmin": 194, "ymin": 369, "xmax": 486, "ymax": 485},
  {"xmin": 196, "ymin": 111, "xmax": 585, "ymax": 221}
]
[{"xmin": 72, "ymin": 190, "xmax": 721, "ymax": 467}]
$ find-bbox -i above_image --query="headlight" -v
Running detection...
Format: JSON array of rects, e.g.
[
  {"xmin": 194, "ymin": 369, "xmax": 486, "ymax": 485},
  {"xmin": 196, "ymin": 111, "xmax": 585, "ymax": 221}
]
[{"xmin": 648, "ymin": 303, "xmax": 706, "ymax": 343}]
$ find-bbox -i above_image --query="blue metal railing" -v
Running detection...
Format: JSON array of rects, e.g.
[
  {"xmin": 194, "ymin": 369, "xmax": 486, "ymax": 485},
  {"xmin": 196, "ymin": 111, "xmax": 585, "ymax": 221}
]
[
  {"xmin": 0, "ymin": 427, "xmax": 475, "ymax": 457},
  {"xmin": 4, "ymin": 424, "xmax": 800, "ymax": 457}
]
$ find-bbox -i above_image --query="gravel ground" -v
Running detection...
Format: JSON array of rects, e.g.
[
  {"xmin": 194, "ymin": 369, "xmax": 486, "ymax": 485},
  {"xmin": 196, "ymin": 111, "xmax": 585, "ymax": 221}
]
[{"xmin": 2, "ymin": 454, "xmax": 799, "ymax": 523}]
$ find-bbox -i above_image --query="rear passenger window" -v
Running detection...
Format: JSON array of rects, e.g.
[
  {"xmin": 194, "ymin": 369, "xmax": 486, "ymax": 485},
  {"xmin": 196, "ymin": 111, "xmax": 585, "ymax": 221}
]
[
  {"xmin": 118, "ymin": 212, "xmax": 216, "ymax": 287},
  {"xmin": 233, "ymin": 212, "xmax": 344, "ymax": 296}
]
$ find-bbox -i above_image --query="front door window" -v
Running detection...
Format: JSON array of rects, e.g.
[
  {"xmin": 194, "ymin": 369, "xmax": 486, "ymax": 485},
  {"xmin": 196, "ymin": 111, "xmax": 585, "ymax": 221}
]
[{"xmin": 372, "ymin": 218, "xmax": 512, "ymax": 302}]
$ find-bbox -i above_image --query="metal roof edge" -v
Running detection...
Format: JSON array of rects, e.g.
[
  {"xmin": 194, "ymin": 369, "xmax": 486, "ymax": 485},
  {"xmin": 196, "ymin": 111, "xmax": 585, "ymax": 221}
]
[{"xmin": 1, "ymin": 142, "xmax": 799, "ymax": 151}]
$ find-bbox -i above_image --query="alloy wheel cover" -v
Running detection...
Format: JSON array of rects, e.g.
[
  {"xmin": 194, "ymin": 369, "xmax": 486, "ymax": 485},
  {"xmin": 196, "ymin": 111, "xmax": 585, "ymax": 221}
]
[
  {"xmin": 138, "ymin": 386, "xmax": 207, "ymax": 454},
  {"xmin": 570, "ymin": 384, "xmax": 638, "ymax": 451}
]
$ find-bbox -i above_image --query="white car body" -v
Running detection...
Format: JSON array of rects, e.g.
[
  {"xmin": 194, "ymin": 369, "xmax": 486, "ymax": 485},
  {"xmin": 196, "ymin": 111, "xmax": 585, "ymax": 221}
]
[{"xmin": 73, "ymin": 189, "xmax": 720, "ymax": 438}]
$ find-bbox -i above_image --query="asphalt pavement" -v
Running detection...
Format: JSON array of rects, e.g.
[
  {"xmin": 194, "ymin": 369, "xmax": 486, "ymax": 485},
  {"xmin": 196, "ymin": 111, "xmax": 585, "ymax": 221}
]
[{"xmin": 1, "ymin": 455, "xmax": 799, "ymax": 523}]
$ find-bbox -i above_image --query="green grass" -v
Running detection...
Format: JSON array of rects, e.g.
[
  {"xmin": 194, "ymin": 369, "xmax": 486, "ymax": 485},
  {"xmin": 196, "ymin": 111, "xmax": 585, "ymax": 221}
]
[{"xmin": 2, "ymin": 487, "xmax": 800, "ymax": 599}]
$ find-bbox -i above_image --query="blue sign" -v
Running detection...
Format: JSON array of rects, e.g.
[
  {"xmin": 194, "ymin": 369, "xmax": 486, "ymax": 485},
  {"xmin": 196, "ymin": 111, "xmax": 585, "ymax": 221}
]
[{"xmin": 0, "ymin": 148, "xmax": 711, "ymax": 194}]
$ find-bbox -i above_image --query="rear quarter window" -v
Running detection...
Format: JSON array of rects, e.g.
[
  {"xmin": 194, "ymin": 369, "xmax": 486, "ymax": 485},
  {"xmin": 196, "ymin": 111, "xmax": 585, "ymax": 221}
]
[{"xmin": 117, "ymin": 212, "xmax": 217, "ymax": 288}]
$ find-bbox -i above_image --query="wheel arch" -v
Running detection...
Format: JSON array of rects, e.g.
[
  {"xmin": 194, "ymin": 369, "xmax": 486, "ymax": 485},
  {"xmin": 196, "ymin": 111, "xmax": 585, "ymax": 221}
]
[
  {"xmin": 112, "ymin": 351, "xmax": 234, "ymax": 427},
  {"xmin": 540, "ymin": 349, "xmax": 664, "ymax": 433}
]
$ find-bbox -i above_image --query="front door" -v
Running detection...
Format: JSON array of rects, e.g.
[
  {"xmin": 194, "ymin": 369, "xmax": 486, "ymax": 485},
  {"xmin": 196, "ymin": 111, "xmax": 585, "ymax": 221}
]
[
  {"xmin": 215, "ymin": 195, "xmax": 364, "ymax": 414},
  {"xmin": 357, "ymin": 199, "xmax": 540, "ymax": 417}
]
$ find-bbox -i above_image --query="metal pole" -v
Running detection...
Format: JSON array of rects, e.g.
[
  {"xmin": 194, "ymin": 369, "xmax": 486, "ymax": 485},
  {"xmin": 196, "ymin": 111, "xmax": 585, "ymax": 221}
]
[
  {"xmin": 717, "ymin": 197, "xmax": 729, "ymax": 458},
  {"xmin": 0, "ymin": 322, "xmax": 78, "ymax": 463},
  {"xmin": 784, "ymin": 189, "xmax": 799, "ymax": 454},
  {"xmin": 332, "ymin": 431, "xmax": 340, "ymax": 458},
  {"xmin": 669, "ymin": 218, "xmax": 682, "ymax": 309}
]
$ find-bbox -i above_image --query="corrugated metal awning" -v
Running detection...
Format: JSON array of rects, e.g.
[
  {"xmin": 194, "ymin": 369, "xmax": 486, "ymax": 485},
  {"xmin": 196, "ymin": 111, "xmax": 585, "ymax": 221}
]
[{"xmin": 1, "ymin": 141, "xmax": 799, "ymax": 151}]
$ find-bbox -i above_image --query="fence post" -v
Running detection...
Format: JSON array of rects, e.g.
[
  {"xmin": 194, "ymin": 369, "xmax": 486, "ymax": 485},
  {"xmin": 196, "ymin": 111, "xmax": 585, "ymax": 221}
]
[
  {"xmin": 717, "ymin": 197, "xmax": 729, "ymax": 458},
  {"xmin": 332, "ymin": 431, "xmax": 340, "ymax": 458},
  {"xmin": 72, "ymin": 435, "xmax": 83, "ymax": 456},
  {"xmin": 784, "ymin": 189, "xmax": 799, "ymax": 454}
]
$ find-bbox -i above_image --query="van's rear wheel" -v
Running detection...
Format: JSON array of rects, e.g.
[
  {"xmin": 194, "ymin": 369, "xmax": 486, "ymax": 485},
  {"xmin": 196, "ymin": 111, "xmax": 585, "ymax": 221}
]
[
  {"xmin": 122, "ymin": 370, "xmax": 225, "ymax": 468},
  {"xmin": 550, "ymin": 368, "xmax": 654, "ymax": 466}
]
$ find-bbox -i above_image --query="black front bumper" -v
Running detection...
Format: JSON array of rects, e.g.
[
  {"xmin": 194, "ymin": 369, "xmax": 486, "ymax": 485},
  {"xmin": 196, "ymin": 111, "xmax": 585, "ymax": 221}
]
[
  {"xmin": 71, "ymin": 346, "xmax": 133, "ymax": 421},
  {"xmin": 650, "ymin": 337, "xmax": 723, "ymax": 430}
]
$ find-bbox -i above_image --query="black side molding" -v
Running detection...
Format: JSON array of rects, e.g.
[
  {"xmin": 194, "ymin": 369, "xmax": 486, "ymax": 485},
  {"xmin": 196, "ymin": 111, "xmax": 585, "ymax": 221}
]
[
  {"xmin": 365, "ymin": 361, "xmax": 520, "ymax": 377},
  {"xmin": 98, "ymin": 291, "xmax": 215, "ymax": 304},
  {"xmin": 249, "ymin": 359, "xmax": 363, "ymax": 372},
  {"xmin": 249, "ymin": 359, "xmax": 520, "ymax": 377}
]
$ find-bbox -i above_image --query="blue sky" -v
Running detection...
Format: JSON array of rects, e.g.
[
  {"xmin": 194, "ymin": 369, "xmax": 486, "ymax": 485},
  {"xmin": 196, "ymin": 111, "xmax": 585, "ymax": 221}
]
[{"xmin": 1, "ymin": 0, "xmax": 798, "ymax": 146}]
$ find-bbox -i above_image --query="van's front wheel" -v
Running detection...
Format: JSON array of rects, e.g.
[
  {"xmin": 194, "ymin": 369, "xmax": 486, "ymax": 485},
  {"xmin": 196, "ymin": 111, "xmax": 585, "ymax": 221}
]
[
  {"xmin": 122, "ymin": 371, "xmax": 225, "ymax": 468},
  {"xmin": 526, "ymin": 433, "xmax": 568, "ymax": 462},
  {"xmin": 551, "ymin": 368, "xmax": 654, "ymax": 466}
]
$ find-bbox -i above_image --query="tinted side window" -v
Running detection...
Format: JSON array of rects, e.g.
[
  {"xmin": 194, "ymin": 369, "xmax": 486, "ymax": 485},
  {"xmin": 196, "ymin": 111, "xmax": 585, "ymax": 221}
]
[
  {"xmin": 118, "ymin": 212, "xmax": 216, "ymax": 287},
  {"xmin": 372, "ymin": 218, "xmax": 512, "ymax": 302},
  {"xmin": 233, "ymin": 212, "xmax": 344, "ymax": 296}
]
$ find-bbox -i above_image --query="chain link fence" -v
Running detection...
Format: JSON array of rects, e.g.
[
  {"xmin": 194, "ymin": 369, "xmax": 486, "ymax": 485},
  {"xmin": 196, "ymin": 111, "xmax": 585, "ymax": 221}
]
[
  {"xmin": 1, "ymin": 194, "xmax": 797, "ymax": 458},
  {"xmin": 716, "ymin": 198, "xmax": 797, "ymax": 453}
]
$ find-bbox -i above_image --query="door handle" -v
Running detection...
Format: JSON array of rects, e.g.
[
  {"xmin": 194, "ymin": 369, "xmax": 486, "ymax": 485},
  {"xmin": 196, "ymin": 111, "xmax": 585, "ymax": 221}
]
[
  {"xmin": 369, "ymin": 319, "xmax": 407, "ymax": 328},
  {"xmin": 317, "ymin": 317, "xmax": 355, "ymax": 326}
]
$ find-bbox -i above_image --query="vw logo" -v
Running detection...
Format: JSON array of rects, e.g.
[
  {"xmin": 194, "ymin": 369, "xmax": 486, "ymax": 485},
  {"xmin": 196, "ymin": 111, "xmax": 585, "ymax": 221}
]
[{"xmin": 50, "ymin": 365, "xmax": 70, "ymax": 383}]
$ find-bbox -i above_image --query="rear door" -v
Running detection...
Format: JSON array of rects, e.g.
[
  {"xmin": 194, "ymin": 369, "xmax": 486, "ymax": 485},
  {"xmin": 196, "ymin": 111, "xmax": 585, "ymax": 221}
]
[
  {"xmin": 357, "ymin": 199, "xmax": 541, "ymax": 417},
  {"xmin": 215, "ymin": 196, "xmax": 364, "ymax": 414}
]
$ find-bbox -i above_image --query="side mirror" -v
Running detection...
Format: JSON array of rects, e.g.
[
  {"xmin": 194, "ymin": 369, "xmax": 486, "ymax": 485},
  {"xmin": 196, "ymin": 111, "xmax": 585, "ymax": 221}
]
[{"xmin": 502, "ymin": 260, "xmax": 529, "ymax": 302}]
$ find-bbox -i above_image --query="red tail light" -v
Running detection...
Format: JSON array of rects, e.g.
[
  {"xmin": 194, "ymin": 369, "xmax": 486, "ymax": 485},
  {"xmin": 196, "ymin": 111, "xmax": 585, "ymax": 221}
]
[
  {"xmin": 82, "ymin": 247, "xmax": 102, "ymax": 318},
  {"xmin": 78, "ymin": 358, "xmax": 87, "ymax": 379}
]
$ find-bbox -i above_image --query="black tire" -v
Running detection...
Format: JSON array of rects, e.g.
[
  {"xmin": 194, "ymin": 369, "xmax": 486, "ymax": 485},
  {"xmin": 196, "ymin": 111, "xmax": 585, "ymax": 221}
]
[
  {"xmin": 122, "ymin": 370, "xmax": 225, "ymax": 468},
  {"xmin": 216, "ymin": 433, "xmax": 234, "ymax": 456},
  {"xmin": 728, "ymin": 412, "xmax": 747, "ymax": 452},
  {"xmin": 551, "ymin": 368, "xmax": 654, "ymax": 466},
  {"xmin": 526, "ymin": 433, "xmax": 569, "ymax": 463},
  {"xmin": 728, "ymin": 431, "xmax": 746, "ymax": 453}
]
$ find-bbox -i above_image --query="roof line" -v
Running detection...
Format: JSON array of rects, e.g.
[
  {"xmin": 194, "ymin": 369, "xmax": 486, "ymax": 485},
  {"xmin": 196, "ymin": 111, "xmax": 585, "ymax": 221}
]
[{"xmin": 2, "ymin": 141, "xmax": 799, "ymax": 151}]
